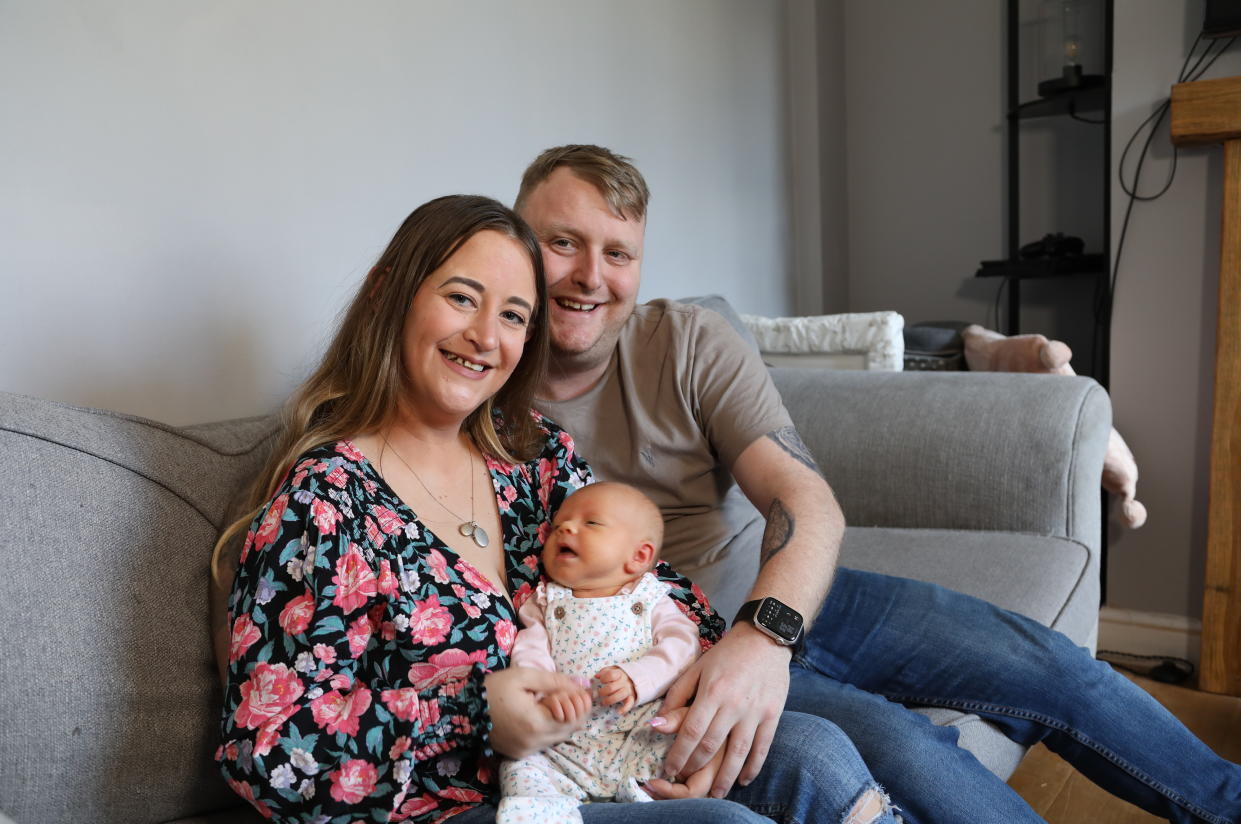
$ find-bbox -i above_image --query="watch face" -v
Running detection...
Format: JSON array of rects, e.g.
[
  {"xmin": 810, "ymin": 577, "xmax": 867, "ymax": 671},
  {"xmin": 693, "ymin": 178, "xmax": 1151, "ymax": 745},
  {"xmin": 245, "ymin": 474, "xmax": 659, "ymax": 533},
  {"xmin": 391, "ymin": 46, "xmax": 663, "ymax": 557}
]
[{"xmin": 758, "ymin": 598, "xmax": 803, "ymax": 644}]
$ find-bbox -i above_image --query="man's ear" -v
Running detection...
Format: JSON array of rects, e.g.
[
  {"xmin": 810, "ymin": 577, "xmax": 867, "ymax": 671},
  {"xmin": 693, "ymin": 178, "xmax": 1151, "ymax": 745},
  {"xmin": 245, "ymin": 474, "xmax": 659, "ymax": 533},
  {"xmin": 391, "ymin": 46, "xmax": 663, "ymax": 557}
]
[{"xmin": 625, "ymin": 541, "xmax": 656, "ymax": 575}]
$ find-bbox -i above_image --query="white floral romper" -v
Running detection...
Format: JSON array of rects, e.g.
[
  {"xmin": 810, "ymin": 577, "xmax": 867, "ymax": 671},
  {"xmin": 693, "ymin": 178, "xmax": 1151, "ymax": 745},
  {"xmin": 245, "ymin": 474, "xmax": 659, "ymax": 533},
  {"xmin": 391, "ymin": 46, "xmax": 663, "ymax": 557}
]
[{"xmin": 498, "ymin": 574, "xmax": 680, "ymax": 824}]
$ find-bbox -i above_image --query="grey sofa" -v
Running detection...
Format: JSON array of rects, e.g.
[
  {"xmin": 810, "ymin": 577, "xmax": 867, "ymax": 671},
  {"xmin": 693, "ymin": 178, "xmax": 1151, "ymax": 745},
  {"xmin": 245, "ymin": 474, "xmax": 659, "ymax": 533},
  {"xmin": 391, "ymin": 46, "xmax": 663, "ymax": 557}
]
[{"xmin": 0, "ymin": 362, "xmax": 1108, "ymax": 822}]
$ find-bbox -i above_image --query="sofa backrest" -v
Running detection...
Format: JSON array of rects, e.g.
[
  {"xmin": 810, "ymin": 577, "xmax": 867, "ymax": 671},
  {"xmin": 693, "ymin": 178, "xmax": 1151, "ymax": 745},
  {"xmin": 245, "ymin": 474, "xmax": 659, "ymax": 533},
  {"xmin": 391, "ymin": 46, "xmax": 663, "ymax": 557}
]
[{"xmin": 0, "ymin": 392, "xmax": 276, "ymax": 823}]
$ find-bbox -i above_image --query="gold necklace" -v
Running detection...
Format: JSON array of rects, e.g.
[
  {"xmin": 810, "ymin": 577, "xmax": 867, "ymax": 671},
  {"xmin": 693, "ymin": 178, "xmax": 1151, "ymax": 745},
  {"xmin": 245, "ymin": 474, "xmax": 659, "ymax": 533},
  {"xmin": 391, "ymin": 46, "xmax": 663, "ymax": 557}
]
[{"xmin": 380, "ymin": 433, "xmax": 490, "ymax": 549}]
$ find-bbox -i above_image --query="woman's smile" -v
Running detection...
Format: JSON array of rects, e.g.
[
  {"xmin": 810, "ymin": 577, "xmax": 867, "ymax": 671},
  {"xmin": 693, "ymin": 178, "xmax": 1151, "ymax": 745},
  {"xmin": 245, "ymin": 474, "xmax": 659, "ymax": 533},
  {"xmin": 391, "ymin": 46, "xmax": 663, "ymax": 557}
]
[{"xmin": 441, "ymin": 349, "xmax": 492, "ymax": 376}]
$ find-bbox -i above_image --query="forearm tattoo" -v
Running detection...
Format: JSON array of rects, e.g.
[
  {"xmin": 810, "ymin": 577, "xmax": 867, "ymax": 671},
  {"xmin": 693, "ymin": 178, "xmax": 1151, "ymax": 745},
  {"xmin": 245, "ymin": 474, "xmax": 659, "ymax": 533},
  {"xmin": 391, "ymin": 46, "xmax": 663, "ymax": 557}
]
[
  {"xmin": 760, "ymin": 498, "xmax": 794, "ymax": 566},
  {"xmin": 766, "ymin": 426, "xmax": 822, "ymax": 475}
]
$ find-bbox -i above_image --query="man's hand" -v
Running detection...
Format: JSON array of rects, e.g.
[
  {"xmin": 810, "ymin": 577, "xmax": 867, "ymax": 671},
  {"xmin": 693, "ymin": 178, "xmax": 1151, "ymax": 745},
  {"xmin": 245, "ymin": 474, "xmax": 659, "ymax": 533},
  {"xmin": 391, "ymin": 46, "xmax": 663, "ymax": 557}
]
[
  {"xmin": 485, "ymin": 667, "xmax": 591, "ymax": 759},
  {"xmin": 657, "ymin": 624, "xmax": 791, "ymax": 798},
  {"xmin": 596, "ymin": 666, "xmax": 637, "ymax": 713}
]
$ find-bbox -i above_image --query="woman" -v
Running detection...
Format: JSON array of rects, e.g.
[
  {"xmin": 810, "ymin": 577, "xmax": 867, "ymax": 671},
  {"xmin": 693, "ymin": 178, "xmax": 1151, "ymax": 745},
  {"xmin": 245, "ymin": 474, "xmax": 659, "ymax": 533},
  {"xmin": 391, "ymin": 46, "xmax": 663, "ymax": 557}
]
[{"xmin": 215, "ymin": 195, "xmax": 894, "ymax": 824}]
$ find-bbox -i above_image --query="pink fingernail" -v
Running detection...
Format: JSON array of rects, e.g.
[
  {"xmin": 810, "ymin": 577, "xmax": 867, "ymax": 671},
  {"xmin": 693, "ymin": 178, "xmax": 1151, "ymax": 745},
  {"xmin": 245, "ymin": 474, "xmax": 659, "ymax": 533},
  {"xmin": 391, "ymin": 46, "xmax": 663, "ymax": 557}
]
[{"xmin": 650, "ymin": 716, "xmax": 666, "ymax": 727}]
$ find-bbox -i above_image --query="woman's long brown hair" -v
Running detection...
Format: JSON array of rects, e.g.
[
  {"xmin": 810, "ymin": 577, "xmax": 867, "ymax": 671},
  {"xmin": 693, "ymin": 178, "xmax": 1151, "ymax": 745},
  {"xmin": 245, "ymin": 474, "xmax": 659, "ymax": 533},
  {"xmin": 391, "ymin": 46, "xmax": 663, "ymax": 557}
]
[{"xmin": 209, "ymin": 195, "xmax": 547, "ymax": 679}]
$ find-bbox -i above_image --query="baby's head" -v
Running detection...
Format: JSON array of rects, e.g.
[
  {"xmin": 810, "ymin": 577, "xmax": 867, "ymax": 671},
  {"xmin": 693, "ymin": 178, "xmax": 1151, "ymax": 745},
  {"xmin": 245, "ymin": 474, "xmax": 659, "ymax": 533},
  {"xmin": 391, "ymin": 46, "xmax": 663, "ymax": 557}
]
[{"xmin": 542, "ymin": 482, "xmax": 664, "ymax": 597}]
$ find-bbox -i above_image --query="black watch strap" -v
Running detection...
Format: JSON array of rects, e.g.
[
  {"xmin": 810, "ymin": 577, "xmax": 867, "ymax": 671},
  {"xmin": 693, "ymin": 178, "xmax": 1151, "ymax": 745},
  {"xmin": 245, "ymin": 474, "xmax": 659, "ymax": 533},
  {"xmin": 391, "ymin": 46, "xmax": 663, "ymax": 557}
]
[{"xmin": 733, "ymin": 597, "xmax": 806, "ymax": 654}]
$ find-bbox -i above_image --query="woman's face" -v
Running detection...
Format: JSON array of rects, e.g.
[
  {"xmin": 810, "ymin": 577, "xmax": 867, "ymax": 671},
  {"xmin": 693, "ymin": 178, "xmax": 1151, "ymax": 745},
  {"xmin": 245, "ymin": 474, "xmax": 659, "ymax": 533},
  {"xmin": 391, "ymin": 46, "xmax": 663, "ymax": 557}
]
[{"xmin": 399, "ymin": 229, "xmax": 538, "ymax": 429}]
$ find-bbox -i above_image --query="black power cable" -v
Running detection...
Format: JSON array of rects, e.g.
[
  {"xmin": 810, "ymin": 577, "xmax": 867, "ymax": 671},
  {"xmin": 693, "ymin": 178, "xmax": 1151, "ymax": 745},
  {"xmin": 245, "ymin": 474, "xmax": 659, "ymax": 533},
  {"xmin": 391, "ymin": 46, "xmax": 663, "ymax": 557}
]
[
  {"xmin": 1097, "ymin": 649, "xmax": 1195, "ymax": 685},
  {"xmin": 1105, "ymin": 32, "xmax": 1237, "ymax": 319},
  {"xmin": 1095, "ymin": 31, "xmax": 1236, "ymax": 682}
]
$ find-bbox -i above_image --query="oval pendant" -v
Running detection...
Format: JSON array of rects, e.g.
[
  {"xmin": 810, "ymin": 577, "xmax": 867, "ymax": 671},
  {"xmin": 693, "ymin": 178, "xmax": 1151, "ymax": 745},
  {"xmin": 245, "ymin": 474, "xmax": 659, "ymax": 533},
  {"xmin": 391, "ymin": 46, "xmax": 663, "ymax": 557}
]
[
  {"xmin": 459, "ymin": 522, "xmax": 475, "ymax": 537},
  {"xmin": 471, "ymin": 524, "xmax": 489, "ymax": 548}
]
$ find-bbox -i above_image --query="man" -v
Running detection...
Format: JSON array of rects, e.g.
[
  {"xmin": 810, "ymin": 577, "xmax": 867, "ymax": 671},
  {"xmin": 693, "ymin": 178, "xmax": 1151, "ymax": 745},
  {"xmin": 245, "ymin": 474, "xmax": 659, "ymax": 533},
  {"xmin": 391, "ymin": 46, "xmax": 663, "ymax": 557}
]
[{"xmin": 518, "ymin": 144, "xmax": 1241, "ymax": 823}]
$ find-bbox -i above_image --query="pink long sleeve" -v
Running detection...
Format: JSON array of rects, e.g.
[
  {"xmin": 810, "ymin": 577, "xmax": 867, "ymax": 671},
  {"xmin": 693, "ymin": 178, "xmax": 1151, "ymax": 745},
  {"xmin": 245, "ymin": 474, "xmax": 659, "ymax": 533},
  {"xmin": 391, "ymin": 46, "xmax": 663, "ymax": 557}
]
[
  {"xmin": 616, "ymin": 598, "xmax": 700, "ymax": 705},
  {"xmin": 509, "ymin": 591, "xmax": 558, "ymax": 673}
]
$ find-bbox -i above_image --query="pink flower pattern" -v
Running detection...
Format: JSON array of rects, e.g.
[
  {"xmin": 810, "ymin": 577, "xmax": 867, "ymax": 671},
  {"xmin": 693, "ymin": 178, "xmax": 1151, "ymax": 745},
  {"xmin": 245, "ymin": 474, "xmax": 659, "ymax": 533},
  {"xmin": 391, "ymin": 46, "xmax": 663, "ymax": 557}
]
[
  {"xmin": 406, "ymin": 648, "xmax": 489, "ymax": 690},
  {"xmin": 218, "ymin": 418, "xmax": 722, "ymax": 824},
  {"xmin": 425, "ymin": 548, "xmax": 450, "ymax": 584},
  {"xmin": 277, "ymin": 589, "xmax": 315, "ymax": 637},
  {"xmin": 346, "ymin": 613, "xmax": 373, "ymax": 658},
  {"xmin": 408, "ymin": 595, "xmax": 453, "ymax": 646},
  {"xmin": 229, "ymin": 614, "xmax": 262, "ymax": 662},
  {"xmin": 311, "ymin": 497, "xmax": 342, "ymax": 535},
  {"xmin": 253, "ymin": 494, "xmax": 288, "ymax": 553},
  {"xmin": 332, "ymin": 545, "xmax": 378, "ymax": 614},
  {"xmin": 329, "ymin": 758, "xmax": 379, "ymax": 804},
  {"xmin": 311, "ymin": 683, "xmax": 373, "ymax": 737},
  {"xmin": 234, "ymin": 662, "xmax": 304, "ymax": 730}
]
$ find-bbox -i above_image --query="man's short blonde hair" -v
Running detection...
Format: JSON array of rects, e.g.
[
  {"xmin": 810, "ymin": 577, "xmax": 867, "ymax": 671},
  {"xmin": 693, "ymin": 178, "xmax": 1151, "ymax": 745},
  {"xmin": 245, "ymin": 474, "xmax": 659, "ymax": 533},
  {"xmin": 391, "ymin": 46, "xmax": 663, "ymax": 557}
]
[{"xmin": 515, "ymin": 144, "xmax": 650, "ymax": 222}]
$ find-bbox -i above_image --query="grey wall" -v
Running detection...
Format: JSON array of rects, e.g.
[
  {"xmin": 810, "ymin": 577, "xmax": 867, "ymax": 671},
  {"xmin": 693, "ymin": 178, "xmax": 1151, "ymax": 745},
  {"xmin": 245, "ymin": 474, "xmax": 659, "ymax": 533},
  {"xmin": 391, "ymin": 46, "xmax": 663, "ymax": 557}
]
[
  {"xmin": 1, "ymin": 1, "xmax": 794, "ymax": 425},
  {"xmin": 832, "ymin": 0, "xmax": 1241, "ymax": 621},
  {"xmin": 842, "ymin": 0, "xmax": 1006, "ymax": 326},
  {"xmin": 1107, "ymin": 2, "xmax": 1241, "ymax": 618}
]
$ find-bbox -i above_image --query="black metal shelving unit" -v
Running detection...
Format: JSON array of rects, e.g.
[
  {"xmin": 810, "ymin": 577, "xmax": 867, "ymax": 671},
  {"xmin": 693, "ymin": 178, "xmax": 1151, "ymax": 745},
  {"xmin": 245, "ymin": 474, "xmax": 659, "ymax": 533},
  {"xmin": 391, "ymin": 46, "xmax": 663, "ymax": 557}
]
[{"xmin": 976, "ymin": 0, "xmax": 1114, "ymax": 389}]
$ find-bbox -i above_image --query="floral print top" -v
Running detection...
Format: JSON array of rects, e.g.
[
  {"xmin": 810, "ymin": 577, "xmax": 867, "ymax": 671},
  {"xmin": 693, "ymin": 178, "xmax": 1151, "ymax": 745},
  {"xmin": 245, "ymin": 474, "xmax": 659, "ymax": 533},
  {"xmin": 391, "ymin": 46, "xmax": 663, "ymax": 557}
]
[{"xmin": 217, "ymin": 414, "xmax": 724, "ymax": 824}]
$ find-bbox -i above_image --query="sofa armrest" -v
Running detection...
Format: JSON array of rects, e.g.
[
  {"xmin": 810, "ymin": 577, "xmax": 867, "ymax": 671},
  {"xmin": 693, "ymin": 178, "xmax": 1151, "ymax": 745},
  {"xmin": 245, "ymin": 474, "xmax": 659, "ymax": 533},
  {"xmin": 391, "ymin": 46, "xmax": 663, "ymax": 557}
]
[{"xmin": 771, "ymin": 369, "xmax": 1110, "ymax": 551}]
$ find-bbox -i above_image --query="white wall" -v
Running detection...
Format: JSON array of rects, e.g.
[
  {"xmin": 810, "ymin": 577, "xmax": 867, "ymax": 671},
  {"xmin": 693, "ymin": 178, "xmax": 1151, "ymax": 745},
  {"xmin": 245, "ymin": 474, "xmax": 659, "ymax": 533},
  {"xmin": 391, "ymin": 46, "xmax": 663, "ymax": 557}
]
[{"xmin": 0, "ymin": 1, "xmax": 794, "ymax": 425}]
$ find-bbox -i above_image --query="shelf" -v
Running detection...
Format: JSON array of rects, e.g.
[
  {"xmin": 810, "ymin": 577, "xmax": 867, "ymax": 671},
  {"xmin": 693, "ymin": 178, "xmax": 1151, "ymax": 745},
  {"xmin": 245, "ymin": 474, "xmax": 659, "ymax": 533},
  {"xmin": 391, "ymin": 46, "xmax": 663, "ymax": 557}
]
[
  {"xmin": 1010, "ymin": 83, "xmax": 1108, "ymax": 120},
  {"xmin": 975, "ymin": 253, "xmax": 1107, "ymax": 280}
]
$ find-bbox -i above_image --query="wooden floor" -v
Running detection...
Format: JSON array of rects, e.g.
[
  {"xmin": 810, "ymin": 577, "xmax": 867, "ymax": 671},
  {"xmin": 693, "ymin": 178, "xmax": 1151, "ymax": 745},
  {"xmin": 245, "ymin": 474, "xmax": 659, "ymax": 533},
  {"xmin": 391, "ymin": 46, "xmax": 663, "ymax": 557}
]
[{"xmin": 1007, "ymin": 668, "xmax": 1241, "ymax": 822}]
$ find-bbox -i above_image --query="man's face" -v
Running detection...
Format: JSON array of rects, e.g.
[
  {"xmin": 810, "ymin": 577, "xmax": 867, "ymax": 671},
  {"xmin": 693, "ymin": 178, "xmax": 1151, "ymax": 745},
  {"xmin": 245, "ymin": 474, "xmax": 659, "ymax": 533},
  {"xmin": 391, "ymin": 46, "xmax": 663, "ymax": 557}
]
[{"xmin": 517, "ymin": 167, "xmax": 644, "ymax": 372}]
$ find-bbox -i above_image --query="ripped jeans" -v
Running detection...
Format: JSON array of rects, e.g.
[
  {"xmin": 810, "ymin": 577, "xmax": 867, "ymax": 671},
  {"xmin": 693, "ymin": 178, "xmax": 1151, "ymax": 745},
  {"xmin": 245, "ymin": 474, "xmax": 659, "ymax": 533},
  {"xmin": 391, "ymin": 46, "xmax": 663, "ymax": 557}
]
[
  {"xmin": 452, "ymin": 710, "xmax": 898, "ymax": 824},
  {"xmin": 788, "ymin": 568, "xmax": 1241, "ymax": 824}
]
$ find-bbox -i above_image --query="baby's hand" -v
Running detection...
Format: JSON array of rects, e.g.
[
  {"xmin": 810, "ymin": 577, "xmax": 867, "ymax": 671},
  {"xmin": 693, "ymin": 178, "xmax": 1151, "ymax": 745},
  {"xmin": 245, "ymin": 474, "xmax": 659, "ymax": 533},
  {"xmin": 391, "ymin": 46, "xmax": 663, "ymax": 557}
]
[
  {"xmin": 596, "ymin": 666, "xmax": 637, "ymax": 713},
  {"xmin": 539, "ymin": 684, "xmax": 592, "ymax": 724}
]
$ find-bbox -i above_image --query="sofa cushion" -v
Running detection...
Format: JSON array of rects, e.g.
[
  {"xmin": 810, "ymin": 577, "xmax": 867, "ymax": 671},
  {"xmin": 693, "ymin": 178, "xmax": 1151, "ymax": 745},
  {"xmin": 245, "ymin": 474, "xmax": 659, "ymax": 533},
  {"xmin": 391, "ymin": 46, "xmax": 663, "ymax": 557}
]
[
  {"xmin": 0, "ymin": 393, "xmax": 276, "ymax": 823},
  {"xmin": 839, "ymin": 525, "xmax": 1098, "ymax": 779},
  {"xmin": 675, "ymin": 293, "xmax": 762, "ymax": 352},
  {"xmin": 840, "ymin": 527, "xmax": 1097, "ymax": 644}
]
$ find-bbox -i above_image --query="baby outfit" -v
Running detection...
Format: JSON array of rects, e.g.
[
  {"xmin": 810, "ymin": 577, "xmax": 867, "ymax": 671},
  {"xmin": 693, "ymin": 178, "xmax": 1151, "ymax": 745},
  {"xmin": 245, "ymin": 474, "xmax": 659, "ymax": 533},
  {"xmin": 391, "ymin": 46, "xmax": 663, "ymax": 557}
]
[{"xmin": 497, "ymin": 572, "xmax": 700, "ymax": 824}]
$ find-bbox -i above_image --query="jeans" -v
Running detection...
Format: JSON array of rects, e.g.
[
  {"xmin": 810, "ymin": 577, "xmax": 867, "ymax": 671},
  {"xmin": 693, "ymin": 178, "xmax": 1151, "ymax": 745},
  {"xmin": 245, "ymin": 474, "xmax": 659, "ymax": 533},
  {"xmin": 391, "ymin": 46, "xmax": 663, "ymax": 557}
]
[
  {"xmin": 452, "ymin": 710, "xmax": 898, "ymax": 823},
  {"xmin": 788, "ymin": 567, "xmax": 1241, "ymax": 824}
]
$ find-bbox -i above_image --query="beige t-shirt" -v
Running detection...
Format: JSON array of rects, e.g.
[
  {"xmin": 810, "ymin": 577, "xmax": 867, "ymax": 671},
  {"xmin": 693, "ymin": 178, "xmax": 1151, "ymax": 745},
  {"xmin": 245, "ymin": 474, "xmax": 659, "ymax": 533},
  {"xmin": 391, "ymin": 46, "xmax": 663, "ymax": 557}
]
[{"xmin": 535, "ymin": 300, "xmax": 793, "ymax": 617}]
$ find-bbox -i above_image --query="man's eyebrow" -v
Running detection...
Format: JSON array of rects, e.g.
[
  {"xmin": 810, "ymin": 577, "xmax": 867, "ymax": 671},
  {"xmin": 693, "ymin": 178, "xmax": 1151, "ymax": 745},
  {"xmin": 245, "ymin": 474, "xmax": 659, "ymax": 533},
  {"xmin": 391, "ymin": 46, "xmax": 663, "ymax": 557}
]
[
  {"xmin": 539, "ymin": 223, "xmax": 639, "ymax": 257},
  {"xmin": 539, "ymin": 222, "xmax": 580, "ymax": 240},
  {"xmin": 440, "ymin": 275, "xmax": 532, "ymax": 312}
]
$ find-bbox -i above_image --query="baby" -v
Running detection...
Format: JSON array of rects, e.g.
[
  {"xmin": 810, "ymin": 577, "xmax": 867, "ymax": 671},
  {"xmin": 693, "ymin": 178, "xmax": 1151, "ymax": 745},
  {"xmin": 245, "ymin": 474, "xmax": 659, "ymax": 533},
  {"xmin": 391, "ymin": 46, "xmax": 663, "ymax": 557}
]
[{"xmin": 497, "ymin": 482, "xmax": 704, "ymax": 823}]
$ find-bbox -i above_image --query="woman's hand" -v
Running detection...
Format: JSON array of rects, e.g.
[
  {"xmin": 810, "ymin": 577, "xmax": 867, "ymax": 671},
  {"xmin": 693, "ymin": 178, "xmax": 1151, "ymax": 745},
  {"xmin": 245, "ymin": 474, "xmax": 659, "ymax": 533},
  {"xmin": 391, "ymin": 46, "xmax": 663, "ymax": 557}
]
[
  {"xmin": 485, "ymin": 667, "xmax": 591, "ymax": 759},
  {"xmin": 642, "ymin": 707, "xmax": 726, "ymax": 800}
]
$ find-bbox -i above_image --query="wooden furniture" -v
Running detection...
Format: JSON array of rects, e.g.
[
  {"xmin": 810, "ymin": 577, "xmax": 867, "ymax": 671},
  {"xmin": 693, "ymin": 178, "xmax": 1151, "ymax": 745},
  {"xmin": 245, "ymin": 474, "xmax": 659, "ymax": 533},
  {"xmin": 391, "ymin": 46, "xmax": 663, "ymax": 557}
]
[{"xmin": 1170, "ymin": 74, "xmax": 1241, "ymax": 696}]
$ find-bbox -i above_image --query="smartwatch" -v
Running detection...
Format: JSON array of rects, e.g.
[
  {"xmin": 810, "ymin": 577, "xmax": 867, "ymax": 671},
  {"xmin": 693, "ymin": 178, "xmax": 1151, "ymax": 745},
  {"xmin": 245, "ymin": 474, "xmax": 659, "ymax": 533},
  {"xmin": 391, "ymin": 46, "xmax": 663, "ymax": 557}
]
[{"xmin": 733, "ymin": 597, "xmax": 805, "ymax": 654}]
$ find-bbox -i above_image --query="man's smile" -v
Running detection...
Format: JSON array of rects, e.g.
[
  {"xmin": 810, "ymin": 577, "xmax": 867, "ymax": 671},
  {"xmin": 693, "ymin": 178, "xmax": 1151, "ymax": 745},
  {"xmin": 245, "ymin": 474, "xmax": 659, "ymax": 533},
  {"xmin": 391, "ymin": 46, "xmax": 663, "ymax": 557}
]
[{"xmin": 556, "ymin": 298, "xmax": 601, "ymax": 312}]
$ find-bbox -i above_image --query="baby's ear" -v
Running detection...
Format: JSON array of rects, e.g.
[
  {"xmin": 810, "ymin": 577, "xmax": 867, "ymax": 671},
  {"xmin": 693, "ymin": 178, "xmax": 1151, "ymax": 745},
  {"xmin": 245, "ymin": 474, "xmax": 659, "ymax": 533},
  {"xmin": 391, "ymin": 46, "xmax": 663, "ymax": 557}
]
[{"xmin": 626, "ymin": 541, "xmax": 656, "ymax": 574}]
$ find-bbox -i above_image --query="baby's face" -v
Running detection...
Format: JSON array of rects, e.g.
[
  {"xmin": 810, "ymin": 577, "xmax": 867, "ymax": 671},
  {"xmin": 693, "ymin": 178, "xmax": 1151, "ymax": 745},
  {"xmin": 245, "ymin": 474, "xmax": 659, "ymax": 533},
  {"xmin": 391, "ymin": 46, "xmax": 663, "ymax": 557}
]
[{"xmin": 542, "ymin": 486, "xmax": 649, "ymax": 594}]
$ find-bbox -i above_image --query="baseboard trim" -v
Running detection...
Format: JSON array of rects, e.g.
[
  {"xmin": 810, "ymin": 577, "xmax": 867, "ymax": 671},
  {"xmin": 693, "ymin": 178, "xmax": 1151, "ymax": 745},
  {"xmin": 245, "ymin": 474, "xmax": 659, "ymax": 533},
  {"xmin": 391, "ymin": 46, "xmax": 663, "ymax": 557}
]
[{"xmin": 1097, "ymin": 607, "xmax": 1202, "ymax": 666}]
